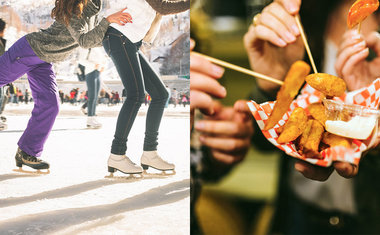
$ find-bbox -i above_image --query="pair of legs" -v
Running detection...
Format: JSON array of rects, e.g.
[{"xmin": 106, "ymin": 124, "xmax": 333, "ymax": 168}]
[
  {"xmin": 0, "ymin": 36, "xmax": 59, "ymax": 157},
  {"xmin": 103, "ymin": 27, "xmax": 169, "ymax": 155},
  {"xmin": 85, "ymin": 70, "xmax": 101, "ymax": 117}
]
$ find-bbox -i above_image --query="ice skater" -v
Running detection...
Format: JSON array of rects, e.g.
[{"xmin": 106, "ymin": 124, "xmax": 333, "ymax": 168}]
[
  {"xmin": 0, "ymin": 0, "xmax": 132, "ymax": 173},
  {"xmin": 103, "ymin": 0, "xmax": 190, "ymax": 176},
  {"xmin": 79, "ymin": 47, "xmax": 105, "ymax": 128}
]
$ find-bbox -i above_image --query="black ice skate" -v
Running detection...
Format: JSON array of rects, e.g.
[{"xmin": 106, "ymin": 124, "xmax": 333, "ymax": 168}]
[{"xmin": 13, "ymin": 148, "xmax": 50, "ymax": 174}]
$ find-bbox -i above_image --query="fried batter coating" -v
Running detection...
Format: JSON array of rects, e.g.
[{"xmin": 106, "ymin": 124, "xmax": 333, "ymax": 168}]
[
  {"xmin": 322, "ymin": 132, "xmax": 351, "ymax": 148},
  {"xmin": 348, "ymin": 0, "xmax": 379, "ymax": 29},
  {"xmin": 298, "ymin": 119, "xmax": 324, "ymax": 159},
  {"xmin": 305, "ymin": 73, "xmax": 346, "ymax": 97},
  {"xmin": 277, "ymin": 107, "xmax": 308, "ymax": 144},
  {"xmin": 308, "ymin": 103, "xmax": 327, "ymax": 127},
  {"xmin": 264, "ymin": 61, "xmax": 311, "ymax": 130}
]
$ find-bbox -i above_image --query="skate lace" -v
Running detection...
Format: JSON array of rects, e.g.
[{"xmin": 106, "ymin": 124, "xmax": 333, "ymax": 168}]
[{"xmin": 24, "ymin": 155, "xmax": 41, "ymax": 163}]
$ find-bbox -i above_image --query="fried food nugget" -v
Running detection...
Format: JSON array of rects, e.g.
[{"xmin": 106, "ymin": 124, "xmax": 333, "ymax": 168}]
[
  {"xmin": 305, "ymin": 73, "xmax": 346, "ymax": 97},
  {"xmin": 348, "ymin": 0, "xmax": 379, "ymax": 29},
  {"xmin": 322, "ymin": 132, "xmax": 351, "ymax": 148},
  {"xmin": 298, "ymin": 119, "xmax": 324, "ymax": 159},
  {"xmin": 264, "ymin": 61, "xmax": 311, "ymax": 130},
  {"xmin": 277, "ymin": 107, "xmax": 308, "ymax": 144},
  {"xmin": 308, "ymin": 103, "xmax": 327, "ymax": 127}
]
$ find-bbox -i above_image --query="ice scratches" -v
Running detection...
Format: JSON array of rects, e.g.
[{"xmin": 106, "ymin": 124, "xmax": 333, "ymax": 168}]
[
  {"xmin": 56, "ymin": 215, "xmax": 125, "ymax": 235},
  {"xmin": 0, "ymin": 179, "xmax": 123, "ymax": 208},
  {"xmin": 0, "ymin": 179, "xmax": 190, "ymax": 235},
  {"xmin": 0, "ymin": 173, "xmax": 39, "ymax": 182}
]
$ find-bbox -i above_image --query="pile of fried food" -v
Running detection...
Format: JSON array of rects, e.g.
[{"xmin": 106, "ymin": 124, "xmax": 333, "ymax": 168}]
[
  {"xmin": 264, "ymin": 61, "xmax": 351, "ymax": 159},
  {"xmin": 262, "ymin": 0, "xmax": 379, "ymax": 159}
]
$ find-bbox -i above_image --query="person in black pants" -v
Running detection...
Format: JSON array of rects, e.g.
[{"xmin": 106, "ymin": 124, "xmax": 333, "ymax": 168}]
[{"xmin": 104, "ymin": 0, "xmax": 190, "ymax": 175}]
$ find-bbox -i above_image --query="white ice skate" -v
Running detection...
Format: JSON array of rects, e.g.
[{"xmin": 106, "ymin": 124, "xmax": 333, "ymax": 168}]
[
  {"xmin": 141, "ymin": 151, "xmax": 175, "ymax": 175},
  {"xmin": 0, "ymin": 121, "xmax": 7, "ymax": 131},
  {"xmin": 87, "ymin": 116, "xmax": 102, "ymax": 129},
  {"xmin": 106, "ymin": 154, "xmax": 143, "ymax": 178}
]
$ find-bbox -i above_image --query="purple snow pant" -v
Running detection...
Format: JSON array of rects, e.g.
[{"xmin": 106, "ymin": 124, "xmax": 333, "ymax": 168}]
[{"xmin": 0, "ymin": 36, "xmax": 59, "ymax": 157}]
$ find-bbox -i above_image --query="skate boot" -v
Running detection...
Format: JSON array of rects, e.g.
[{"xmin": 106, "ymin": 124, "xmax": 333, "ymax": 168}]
[
  {"xmin": 0, "ymin": 115, "xmax": 6, "ymax": 122},
  {"xmin": 0, "ymin": 120, "xmax": 7, "ymax": 131},
  {"xmin": 14, "ymin": 148, "xmax": 50, "ymax": 174},
  {"xmin": 87, "ymin": 116, "xmax": 102, "ymax": 129},
  {"xmin": 141, "ymin": 151, "xmax": 175, "ymax": 175},
  {"xmin": 81, "ymin": 107, "xmax": 87, "ymax": 115},
  {"xmin": 107, "ymin": 154, "xmax": 143, "ymax": 177}
]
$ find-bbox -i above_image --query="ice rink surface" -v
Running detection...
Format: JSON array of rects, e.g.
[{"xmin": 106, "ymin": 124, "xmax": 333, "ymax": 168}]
[{"xmin": 0, "ymin": 103, "xmax": 190, "ymax": 235}]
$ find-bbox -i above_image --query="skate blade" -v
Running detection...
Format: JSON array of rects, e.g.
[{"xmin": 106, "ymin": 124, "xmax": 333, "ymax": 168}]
[
  {"xmin": 86, "ymin": 126, "xmax": 101, "ymax": 129},
  {"xmin": 104, "ymin": 172, "xmax": 143, "ymax": 180},
  {"xmin": 13, "ymin": 167, "xmax": 50, "ymax": 175},
  {"xmin": 143, "ymin": 170, "xmax": 176, "ymax": 177}
]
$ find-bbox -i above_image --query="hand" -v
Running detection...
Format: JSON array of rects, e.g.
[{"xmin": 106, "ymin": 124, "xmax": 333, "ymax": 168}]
[
  {"xmin": 194, "ymin": 100, "xmax": 254, "ymax": 165},
  {"xmin": 294, "ymin": 160, "xmax": 358, "ymax": 181},
  {"xmin": 335, "ymin": 30, "xmax": 380, "ymax": 91},
  {"xmin": 190, "ymin": 39, "xmax": 226, "ymax": 129},
  {"xmin": 106, "ymin": 8, "xmax": 133, "ymax": 26},
  {"xmin": 244, "ymin": 0, "xmax": 304, "ymax": 91}
]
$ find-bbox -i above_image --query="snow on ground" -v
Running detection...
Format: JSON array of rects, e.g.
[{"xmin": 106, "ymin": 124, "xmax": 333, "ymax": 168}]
[{"xmin": 0, "ymin": 103, "xmax": 190, "ymax": 235}]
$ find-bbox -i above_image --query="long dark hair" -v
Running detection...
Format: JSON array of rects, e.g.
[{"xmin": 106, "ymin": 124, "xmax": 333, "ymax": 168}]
[{"xmin": 51, "ymin": 0, "xmax": 88, "ymax": 26}]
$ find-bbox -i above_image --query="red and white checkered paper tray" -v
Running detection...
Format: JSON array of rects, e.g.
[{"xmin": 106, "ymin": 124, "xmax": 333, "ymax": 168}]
[{"xmin": 247, "ymin": 78, "xmax": 380, "ymax": 167}]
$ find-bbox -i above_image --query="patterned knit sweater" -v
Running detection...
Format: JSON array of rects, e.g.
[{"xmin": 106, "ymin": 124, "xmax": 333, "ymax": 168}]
[{"xmin": 26, "ymin": 0, "xmax": 110, "ymax": 63}]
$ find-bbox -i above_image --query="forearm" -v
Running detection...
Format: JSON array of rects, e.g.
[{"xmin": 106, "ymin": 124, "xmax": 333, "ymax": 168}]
[
  {"xmin": 145, "ymin": 0, "xmax": 190, "ymax": 15},
  {"xmin": 68, "ymin": 18, "xmax": 110, "ymax": 49}
]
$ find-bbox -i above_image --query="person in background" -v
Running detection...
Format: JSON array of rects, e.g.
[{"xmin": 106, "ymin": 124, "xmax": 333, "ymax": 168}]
[
  {"xmin": 24, "ymin": 89, "xmax": 30, "ymax": 104},
  {"xmin": 172, "ymin": 87, "xmax": 179, "ymax": 107},
  {"xmin": 79, "ymin": 47, "xmax": 106, "ymax": 128}
]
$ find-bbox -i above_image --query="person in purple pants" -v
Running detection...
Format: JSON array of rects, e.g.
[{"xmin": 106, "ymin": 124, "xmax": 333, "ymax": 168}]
[{"xmin": 0, "ymin": 0, "xmax": 131, "ymax": 171}]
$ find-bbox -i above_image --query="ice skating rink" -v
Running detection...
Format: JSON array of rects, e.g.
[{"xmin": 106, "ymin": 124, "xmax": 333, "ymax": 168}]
[{"xmin": 0, "ymin": 103, "xmax": 190, "ymax": 234}]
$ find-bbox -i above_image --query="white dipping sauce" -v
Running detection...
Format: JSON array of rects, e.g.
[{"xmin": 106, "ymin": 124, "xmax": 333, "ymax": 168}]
[{"xmin": 325, "ymin": 116, "xmax": 377, "ymax": 139}]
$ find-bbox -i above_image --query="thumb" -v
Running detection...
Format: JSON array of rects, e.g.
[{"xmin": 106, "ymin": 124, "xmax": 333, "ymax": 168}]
[
  {"xmin": 234, "ymin": 100, "xmax": 252, "ymax": 122},
  {"xmin": 365, "ymin": 32, "xmax": 380, "ymax": 56}
]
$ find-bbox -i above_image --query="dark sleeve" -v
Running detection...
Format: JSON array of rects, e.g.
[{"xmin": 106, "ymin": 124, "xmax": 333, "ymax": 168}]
[
  {"xmin": 67, "ymin": 17, "xmax": 110, "ymax": 49},
  {"xmin": 145, "ymin": 0, "xmax": 190, "ymax": 15},
  {"xmin": 191, "ymin": 146, "xmax": 235, "ymax": 183}
]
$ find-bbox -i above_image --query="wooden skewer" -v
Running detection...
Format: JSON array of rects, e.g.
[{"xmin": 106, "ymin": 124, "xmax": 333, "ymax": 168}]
[
  {"xmin": 192, "ymin": 52, "xmax": 284, "ymax": 86},
  {"xmin": 357, "ymin": 22, "xmax": 362, "ymax": 34},
  {"xmin": 295, "ymin": 14, "xmax": 318, "ymax": 74}
]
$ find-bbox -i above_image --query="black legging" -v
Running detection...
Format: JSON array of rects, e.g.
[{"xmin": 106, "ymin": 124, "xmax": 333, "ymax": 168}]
[{"xmin": 103, "ymin": 27, "xmax": 168, "ymax": 154}]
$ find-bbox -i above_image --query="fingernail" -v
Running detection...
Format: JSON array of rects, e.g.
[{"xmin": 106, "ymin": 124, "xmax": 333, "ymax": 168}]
[
  {"xmin": 190, "ymin": 39, "xmax": 195, "ymax": 49},
  {"xmin": 195, "ymin": 122, "xmax": 205, "ymax": 130},
  {"xmin": 220, "ymin": 86, "xmax": 227, "ymax": 96},
  {"xmin": 352, "ymin": 34, "xmax": 362, "ymax": 40},
  {"xmin": 199, "ymin": 135, "xmax": 205, "ymax": 142},
  {"xmin": 212, "ymin": 64, "xmax": 225, "ymax": 77},
  {"xmin": 277, "ymin": 38, "xmax": 287, "ymax": 47},
  {"xmin": 284, "ymin": 31, "xmax": 296, "ymax": 42},
  {"xmin": 354, "ymin": 41, "xmax": 366, "ymax": 49},
  {"xmin": 287, "ymin": 3, "xmax": 298, "ymax": 14},
  {"xmin": 360, "ymin": 48, "xmax": 369, "ymax": 54},
  {"xmin": 292, "ymin": 25, "xmax": 300, "ymax": 35}
]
